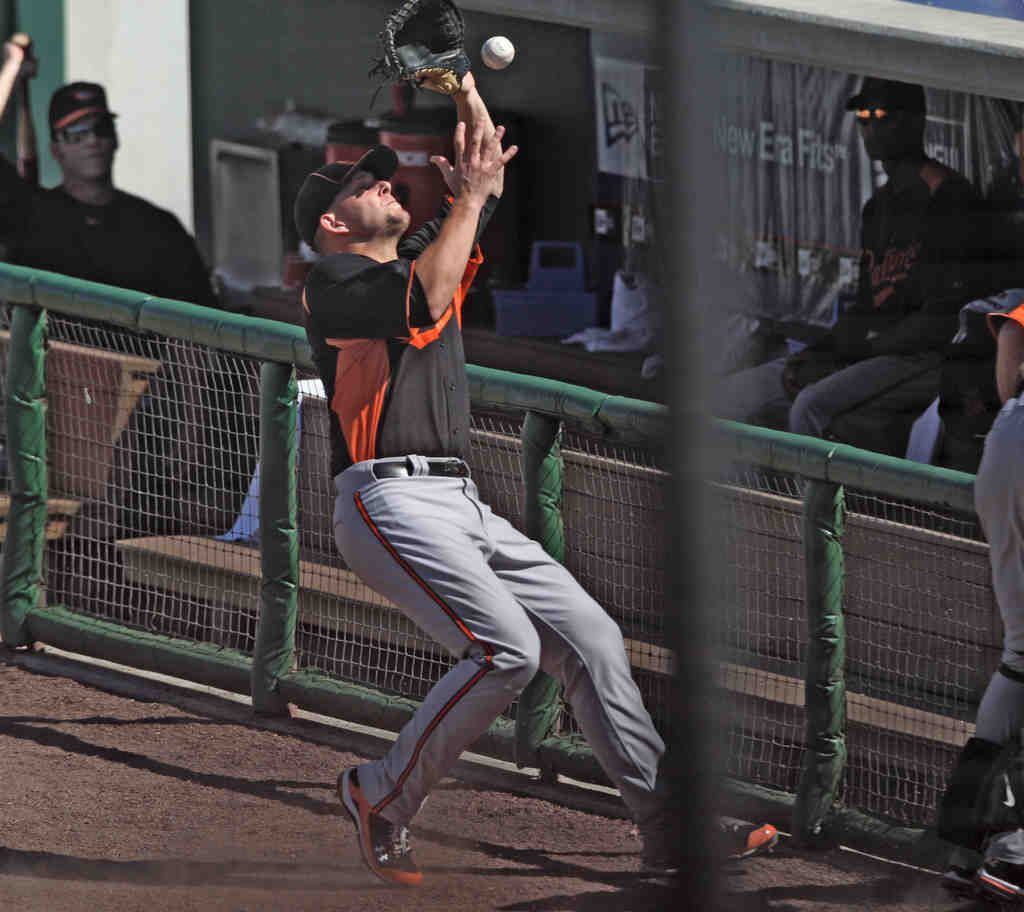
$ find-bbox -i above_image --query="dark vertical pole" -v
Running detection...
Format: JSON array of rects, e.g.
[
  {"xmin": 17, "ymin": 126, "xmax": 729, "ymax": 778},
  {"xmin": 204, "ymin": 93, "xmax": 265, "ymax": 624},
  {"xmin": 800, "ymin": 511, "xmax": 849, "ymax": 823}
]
[{"xmin": 665, "ymin": 0, "xmax": 719, "ymax": 902}]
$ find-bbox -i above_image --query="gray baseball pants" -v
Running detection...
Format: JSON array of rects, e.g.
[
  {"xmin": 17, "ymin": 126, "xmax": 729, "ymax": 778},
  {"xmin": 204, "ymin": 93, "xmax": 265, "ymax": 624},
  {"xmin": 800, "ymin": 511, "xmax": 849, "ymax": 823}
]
[
  {"xmin": 332, "ymin": 456, "xmax": 665, "ymax": 827},
  {"xmin": 713, "ymin": 352, "xmax": 941, "ymax": 452},
  {"xmin": 974, "ymin": 397, "xmax": 1024, "ymax": 743}
]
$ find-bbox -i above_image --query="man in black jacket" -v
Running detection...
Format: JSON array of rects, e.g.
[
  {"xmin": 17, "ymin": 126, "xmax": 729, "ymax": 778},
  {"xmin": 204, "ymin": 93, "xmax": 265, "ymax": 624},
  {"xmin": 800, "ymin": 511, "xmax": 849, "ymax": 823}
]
[
  {"xmin": 783, "ymin": 78, "xmax": 988, "ymax": 455},
  {"xmin": 0, "ymin": 38, "xmax": 216, "ymax": 308},
  {"xmin": 716, "ymin": 78, "xmax": 990, "ymax": 458}
]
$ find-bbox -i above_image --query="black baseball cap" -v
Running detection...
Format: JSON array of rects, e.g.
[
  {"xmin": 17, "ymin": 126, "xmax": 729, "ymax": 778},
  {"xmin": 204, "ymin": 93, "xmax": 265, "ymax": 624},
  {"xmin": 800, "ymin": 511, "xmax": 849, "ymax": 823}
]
[
  {"xmin": 293, "ymin": 145, "xmax": 399, "ymax": 248},
  {"xmin": 49, "ymin": 82, "xmax": 117, "ymax": 132},
  {"xmin": 845, "ymin": 77, "xmax": 926, "ymax": 114}
]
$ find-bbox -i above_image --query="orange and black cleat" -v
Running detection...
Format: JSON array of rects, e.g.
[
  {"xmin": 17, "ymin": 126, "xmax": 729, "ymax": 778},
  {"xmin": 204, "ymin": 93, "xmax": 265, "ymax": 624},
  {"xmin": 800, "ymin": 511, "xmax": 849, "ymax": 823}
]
[
  {"xmin": 719, "ymin": 818, "xmax": 780, "ymax": 860},
  {"xmin": 339, "ymin": 767, "xmax": 423, "ymax": 887}
]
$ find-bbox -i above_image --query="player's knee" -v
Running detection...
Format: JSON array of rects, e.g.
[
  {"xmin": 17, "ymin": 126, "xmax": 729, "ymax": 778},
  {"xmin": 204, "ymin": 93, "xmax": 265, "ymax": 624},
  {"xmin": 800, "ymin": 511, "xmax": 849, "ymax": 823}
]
[
  {"xmin": 475, "ymin": 626, "xmax": 544, "ymax": 691},
  {"xmin": 486, "ymin": 639, "xmax": 540, "ymax": 694}
]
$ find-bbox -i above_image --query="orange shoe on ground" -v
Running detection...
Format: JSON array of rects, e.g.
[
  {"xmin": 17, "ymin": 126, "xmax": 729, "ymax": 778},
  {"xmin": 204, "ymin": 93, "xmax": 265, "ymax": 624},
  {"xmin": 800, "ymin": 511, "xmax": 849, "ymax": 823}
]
[{"xmin": 338, "ymin": 768, "xmax": 423, "ymax": 887}]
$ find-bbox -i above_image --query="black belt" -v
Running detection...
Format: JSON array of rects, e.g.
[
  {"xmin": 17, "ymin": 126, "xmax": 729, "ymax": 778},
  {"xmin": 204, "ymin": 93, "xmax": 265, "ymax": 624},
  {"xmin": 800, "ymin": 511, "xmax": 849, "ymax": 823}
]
[{"xmin": 372, "ymin": 457, "xmax": 469, "ymax": 479}]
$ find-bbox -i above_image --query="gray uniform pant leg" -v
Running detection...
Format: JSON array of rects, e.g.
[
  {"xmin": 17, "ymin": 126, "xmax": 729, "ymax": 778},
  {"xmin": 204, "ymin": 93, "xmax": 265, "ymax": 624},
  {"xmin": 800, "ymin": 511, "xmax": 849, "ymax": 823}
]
[
  {"xmin": 711, "ymin": 357, "xmax": 789, "ymax": 425},
  {"xmin": 475, "ymin": 484, "xmax": 665, "ymax": 824},
  {"xmin": 973, "ymin": 398, "xmax": 1024, "ymax": 744},
  {"xmin": 789, "ymin": 352, "xmax": 941, "ymax": 440},
  {"xmin": 332, "ymin": 460, "xmax": 663, "ymax": 827},
  {"xmin": 975, "ymin": 398, "xmax": 1024, "ymax": 671}
]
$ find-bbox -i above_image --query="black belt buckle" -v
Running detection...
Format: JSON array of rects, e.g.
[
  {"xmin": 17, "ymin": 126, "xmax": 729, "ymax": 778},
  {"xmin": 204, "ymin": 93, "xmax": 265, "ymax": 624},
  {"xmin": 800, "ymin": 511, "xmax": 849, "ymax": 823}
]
[
  {"xmin": 431, "ymin": 458, "xmax": 468, "ymax": 478},
  {"xmin": 372, "ymin": 458, "xmax": 467, "ymax": 479}
]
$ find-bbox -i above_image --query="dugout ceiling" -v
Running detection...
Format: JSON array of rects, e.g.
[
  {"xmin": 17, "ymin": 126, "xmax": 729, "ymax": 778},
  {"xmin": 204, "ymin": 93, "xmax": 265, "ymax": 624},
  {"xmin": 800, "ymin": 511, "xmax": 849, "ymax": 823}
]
[
  {"xmin": 709, "ymin": 0, "xmax": 1024, "ymax": 102},
  {"xmin": 459, "ymin": 1, "xmax": 1024, "ymax": 101}
]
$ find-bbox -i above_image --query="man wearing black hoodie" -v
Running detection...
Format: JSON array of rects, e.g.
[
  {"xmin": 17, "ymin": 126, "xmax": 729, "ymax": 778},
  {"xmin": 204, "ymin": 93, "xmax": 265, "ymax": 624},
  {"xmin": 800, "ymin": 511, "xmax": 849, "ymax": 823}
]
[
  {"xmin": 782, "ymin": 77, "xmax": 988, "ymax": 455},
  {"xmin": 716, "ymin": 77, "xmax": 990, "ymax": 457}
]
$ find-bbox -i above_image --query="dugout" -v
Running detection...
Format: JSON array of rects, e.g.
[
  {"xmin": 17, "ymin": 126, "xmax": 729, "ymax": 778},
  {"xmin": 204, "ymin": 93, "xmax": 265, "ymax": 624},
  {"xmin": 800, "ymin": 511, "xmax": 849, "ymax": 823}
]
[{"xmin": 664, "ymin": 0, "xmax": 1024, "ymax": 851}]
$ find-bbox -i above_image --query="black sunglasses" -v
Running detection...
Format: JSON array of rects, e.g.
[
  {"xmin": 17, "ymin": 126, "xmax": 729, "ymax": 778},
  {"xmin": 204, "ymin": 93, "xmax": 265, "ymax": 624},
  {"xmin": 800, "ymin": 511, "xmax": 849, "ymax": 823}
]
[
  {"xmin": 854, "ymin": 108, "xmax": 893, "ymax": 122},
  {"xmin": 57, "ymin": 117, "xmax": 116, "ymax": 144}
]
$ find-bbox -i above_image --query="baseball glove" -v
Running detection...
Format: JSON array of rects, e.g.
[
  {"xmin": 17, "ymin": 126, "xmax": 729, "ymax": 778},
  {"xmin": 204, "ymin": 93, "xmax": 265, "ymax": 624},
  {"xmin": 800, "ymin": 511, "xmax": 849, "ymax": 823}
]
[{"xmin": 371, "ymin": 0, "xmax": 470, "ymax": 96}]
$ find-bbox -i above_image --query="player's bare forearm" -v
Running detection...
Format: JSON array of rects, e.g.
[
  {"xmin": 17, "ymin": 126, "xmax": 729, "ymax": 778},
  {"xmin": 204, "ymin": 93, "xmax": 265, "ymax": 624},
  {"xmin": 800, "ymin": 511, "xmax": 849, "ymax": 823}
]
[
  {"xmin": 0, "ymin": 40, "xmax": 26, "ymax": 125},
  {"xmin": 454, "ymin": 72, "xmax": 494, "ymax": 137},
  {"xmin": 453, "ymin": 72, "xmax": 504, "ymax": 196},
  {"xmin": 996, "ymin": 320, "xmax": 1024, "ymax": 403},
  {"xmin": 414, "ymin": 195, "xmax": 483, "ymax": 321}
]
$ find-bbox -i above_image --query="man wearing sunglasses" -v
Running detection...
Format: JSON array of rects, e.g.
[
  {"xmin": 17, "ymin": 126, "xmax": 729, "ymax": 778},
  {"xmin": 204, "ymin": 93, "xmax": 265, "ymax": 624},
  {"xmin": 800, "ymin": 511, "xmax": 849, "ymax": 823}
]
[
  {"xmin": 718, "ymin": 77, "xmax": 991, "ymax": 459},
  {"xmin": 0, "ymin": 37, "xmax": 217, "ymax": 310}
]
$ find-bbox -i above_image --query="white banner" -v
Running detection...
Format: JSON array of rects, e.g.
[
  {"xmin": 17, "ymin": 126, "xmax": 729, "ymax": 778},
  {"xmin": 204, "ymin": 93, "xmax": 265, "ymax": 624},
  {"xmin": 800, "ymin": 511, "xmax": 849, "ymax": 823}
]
[{"xmin": 594, "ymin": 57, "xmax": 649, "ymax": 179}]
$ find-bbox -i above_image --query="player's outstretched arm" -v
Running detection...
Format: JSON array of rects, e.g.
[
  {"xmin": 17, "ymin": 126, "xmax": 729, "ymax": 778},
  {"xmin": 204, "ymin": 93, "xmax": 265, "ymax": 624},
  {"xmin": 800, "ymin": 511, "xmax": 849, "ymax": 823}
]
[
  {"xmin": 430, "ymin": 71, "xmax": 506, "ymax": 198},
  {"xmin": 0, "ymin": 37, "xmax": 32, "ymax": 128},
  {"xmin": 415, "ymin": 119, "xmax": 517, "ymax": 320}
]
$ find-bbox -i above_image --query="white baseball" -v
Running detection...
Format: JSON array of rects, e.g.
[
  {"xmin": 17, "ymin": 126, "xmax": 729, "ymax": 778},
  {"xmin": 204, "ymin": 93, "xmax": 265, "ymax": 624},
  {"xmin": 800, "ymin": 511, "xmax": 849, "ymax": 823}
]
[{"xmin": 481, "ymin": 36, "xmax": 515, "ymax": 70}]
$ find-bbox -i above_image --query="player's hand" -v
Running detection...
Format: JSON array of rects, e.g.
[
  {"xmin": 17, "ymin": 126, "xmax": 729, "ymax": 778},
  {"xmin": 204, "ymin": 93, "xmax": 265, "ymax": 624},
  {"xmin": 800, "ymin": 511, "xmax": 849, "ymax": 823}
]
[
  {"xmin": 429, "ymin": 153, "xmax": 458, "ymax": 197},
  {"xmin": 3, "ymin": 38, "xmax": 36, "ymax": 79},
  {"xmin": 449, "ymin": 120, "xmax": 517, "ymax": 205}
]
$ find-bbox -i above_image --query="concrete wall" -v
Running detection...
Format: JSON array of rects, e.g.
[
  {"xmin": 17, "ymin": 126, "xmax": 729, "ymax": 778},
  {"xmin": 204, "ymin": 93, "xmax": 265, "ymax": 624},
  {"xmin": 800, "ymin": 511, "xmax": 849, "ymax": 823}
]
[
  {"xmin": 188, "ymin": 0, "xmax": 595, "ymax": 261},
  {"xmin": 65, "ymin": 0, "xmax": 194, "ymax": 231}
]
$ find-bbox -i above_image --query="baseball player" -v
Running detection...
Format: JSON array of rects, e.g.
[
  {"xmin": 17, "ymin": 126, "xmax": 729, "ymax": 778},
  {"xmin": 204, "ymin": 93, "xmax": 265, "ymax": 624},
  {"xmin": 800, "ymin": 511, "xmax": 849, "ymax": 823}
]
[
  {"xmin": 295, "ymin": 71, "xmax": 660, "ymax": 886},
  {"xmin": 296, "ymin": 68, "xmax": 778, "ymax": 888},
  {"xmin": 938, "ymin": 298, "xmax": 1024, "ymax": 898}
]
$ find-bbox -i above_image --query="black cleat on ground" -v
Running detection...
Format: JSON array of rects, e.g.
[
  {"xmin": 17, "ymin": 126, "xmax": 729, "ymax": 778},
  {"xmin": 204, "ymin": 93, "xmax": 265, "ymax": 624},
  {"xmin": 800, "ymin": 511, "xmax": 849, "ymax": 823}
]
[{"xmin": 338, "ymin": 767, "xmax": 422, "ymax": 887}]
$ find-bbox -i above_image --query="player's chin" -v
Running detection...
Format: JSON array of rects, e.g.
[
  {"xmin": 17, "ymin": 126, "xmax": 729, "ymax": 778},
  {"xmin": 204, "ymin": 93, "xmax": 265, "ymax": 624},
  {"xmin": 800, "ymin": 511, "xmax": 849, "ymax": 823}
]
[{"xmin": 385, "ymin": 210, "xmax": 411, "ymax": 233}]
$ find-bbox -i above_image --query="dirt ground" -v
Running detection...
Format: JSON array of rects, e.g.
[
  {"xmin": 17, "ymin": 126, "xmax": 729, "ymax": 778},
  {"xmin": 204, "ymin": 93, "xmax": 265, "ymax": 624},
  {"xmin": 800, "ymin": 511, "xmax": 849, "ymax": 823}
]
[{"xmin": 0, "ymin": 647, "xmax": 999, "ymax": 912}]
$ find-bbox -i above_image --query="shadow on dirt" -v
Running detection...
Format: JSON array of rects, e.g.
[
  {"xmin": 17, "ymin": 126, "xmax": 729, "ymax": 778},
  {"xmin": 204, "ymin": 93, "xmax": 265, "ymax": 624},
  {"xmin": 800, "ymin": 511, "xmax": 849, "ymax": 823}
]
[
  {"xmin": 0, "ymin": 848, "xmax": 363, "ymax": 890},
  {"xmin": 0, "ymin": 716, "xmax": 340, "ymax": 814}
]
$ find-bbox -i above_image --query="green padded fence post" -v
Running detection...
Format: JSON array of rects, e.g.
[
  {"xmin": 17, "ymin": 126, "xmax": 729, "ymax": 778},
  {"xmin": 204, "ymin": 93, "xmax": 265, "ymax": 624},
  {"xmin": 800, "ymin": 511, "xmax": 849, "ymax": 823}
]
[
  {"xmin": 794, "ymin": 479, "xmax": 848, "ymax": 845},
  {"xmin": 515, "ymin": 411, "xmax": 565, "ymax": 769},
  {"xmin": 1, "ymin": 304, "xmax": 47, "ymax": 647},
  {"xmin": 251, "ymin": 361, "xmax": 299, "ymax": 716}
]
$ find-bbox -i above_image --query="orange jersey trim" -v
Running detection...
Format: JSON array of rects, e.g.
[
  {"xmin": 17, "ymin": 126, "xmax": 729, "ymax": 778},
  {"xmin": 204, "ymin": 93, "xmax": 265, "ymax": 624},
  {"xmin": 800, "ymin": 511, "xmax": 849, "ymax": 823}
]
[
  {"xmin": 405, "ymin": 246, "xmax": 484, "ymax": 349},
  {"xmin": 327, "ymin": 337, "xmax": 390, "ymax": 464}
]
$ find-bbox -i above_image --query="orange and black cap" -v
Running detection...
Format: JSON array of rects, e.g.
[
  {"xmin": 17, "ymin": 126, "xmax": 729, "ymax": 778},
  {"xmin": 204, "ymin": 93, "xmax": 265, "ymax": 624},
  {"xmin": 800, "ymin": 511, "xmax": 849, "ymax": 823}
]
[
  {"xmin": 49, "ymin": 82, "xmax": 117, "ymax": 134},
  {"xmin": 845, "ymin": 77, "xmax": 925, "ymax": 114},
  {"xmin": 294, "ymin": 145, "xmax": 399, "ymax": 248}
]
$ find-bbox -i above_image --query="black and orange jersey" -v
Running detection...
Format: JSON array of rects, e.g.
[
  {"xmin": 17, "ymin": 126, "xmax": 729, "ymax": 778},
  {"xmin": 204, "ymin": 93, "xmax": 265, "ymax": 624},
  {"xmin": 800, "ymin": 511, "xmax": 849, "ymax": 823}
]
[
  {"xmin": 826, "ymin": 159, "xmax": 985, "ymax": 360},
  {"xmin": 303, "ymin": 195, "xmax": 497, "ymax": 477}
]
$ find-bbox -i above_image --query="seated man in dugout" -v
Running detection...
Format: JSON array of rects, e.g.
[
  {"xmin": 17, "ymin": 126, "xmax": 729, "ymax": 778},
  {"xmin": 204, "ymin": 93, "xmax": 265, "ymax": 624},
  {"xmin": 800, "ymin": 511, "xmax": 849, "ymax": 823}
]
[{"xmin": 715, "ymin": 78, "xmax": 993, "ymax": 458}]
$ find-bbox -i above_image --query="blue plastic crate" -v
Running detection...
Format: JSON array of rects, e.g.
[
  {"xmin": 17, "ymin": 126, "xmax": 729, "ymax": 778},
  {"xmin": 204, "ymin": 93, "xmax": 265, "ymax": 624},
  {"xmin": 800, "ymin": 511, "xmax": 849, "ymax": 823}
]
[
  {"xmin": 493, "ymin": 289, "xmax": 598, "ymax": 337},
  {"xmin": 526, "ymin": 241, "xmax": 587, "ymax": 292}
]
